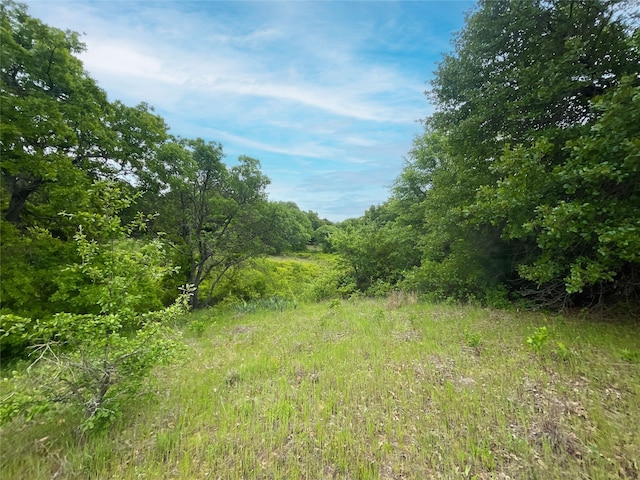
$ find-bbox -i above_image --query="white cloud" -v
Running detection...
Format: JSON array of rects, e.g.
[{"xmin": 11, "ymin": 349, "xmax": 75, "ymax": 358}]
[
  {"xmin": 23, "ymin": 0, "xmax": 471, "ymax": 221},
  {"xmin": 204, "ymin": 129, "xmax": 342, "ymax": 161}
]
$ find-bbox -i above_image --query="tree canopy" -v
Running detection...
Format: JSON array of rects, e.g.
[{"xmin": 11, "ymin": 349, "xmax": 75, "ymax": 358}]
[
  {"xmin": 0, "ymin": 1, "xmax": 326, "ymax": 322},
  {"xmin": 387, "ymin": 0, "xmax": 640, "ymax": 306}
]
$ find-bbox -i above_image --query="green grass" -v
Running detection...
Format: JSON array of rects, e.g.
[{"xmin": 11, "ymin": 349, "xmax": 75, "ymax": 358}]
[{"xmin": 2, "ymin": 296, "xmax": 639, "ymax": 479}]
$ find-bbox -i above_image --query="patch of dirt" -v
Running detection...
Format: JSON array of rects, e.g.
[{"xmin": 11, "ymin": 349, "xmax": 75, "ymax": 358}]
[{"xmin": 230, "ymin": 325, "xmax": 255, "ymax": 335}]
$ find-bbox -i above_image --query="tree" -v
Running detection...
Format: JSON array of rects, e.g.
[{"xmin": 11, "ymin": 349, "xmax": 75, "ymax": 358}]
[
  {"xmin": 1, "ymin": 2, "xmax": 171, "ymax": 316},
  {"xmin": 395, "ymin": 0, "xmax": 639, "ymax": 305},
  {"xmin": 1, "ymin": 2, "xmax": 169, "ymax": 227},
  {"xmin": 155, "ymin": 139, "xmax": 272, "ymax": 307},
  {"xmin": 486, "ymin": 77, "xmax": 640, "ymax": 303},
  {"xmin": 1, "ymin": 0, "xmax": 97, "ymax": 226},
  {"xmin": 262, "ymin": 201, "xmax": 313, "ymax": 254},
  {"xmin": 332, "ymin": 203, "xmax": 421, "ymax": 295}
]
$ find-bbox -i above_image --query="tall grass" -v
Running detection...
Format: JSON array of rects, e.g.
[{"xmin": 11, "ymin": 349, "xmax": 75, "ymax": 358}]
[{"xmin": 2, "ymin": 299, "xmax": 639, "ymax": 479}]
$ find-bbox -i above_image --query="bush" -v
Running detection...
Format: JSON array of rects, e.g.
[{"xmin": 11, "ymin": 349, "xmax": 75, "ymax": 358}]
[{"xmin": 0, "ymin": 182, "xmax": 189, "ymax": 432}]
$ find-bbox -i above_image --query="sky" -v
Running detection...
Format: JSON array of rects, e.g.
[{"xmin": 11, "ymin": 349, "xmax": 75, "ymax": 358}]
[{"xmin": 24, "ymin": 0, "xmax": 474, "ymax": 222}]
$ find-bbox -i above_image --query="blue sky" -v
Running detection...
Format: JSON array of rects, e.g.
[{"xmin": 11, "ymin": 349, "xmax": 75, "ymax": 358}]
[{"xmin": 25, "ymin": 1, "xmax": 474, "ymax": 221}]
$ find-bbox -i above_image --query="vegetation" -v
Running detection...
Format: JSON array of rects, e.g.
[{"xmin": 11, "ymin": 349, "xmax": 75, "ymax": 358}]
[
  {"xmin": 0, "ymin": 182, "xmax": 189, "ymax": 432},
  {"xmin": 2, "ymin": 299, "xmax": 639, "ymax": 479},
  {"xmin": 1, "ymin": 1, "xmax": 639, "ymax": 478},
  {"xmin": 333, "ymin": 0, "xmax": 640, "ymax": 308}
]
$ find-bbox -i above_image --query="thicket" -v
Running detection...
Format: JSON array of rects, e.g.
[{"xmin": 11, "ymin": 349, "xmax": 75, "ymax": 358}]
[{"xmin": 333, "ymin": 0, "xmax": 640, "ymax": 309}]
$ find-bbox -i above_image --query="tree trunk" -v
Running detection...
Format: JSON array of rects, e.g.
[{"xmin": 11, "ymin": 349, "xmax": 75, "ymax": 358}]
[{"xmin": 2, "ymin": 175, "xmax": 42, "ymax": 224}]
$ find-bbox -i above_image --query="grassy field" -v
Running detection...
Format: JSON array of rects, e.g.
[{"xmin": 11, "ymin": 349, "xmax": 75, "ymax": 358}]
[{"xmin": 1, "ymin": 295, "xmax": 639, "ymax": 479}]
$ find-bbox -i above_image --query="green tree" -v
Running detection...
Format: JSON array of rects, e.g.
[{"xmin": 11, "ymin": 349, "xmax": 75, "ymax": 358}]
[
  {"xmin": 0, "ymin": 182, "xmax": 187, "ymax": 430},
  {"xmin": 155, "ymin": 139, "xmax": 272, "ymax": 307},
  {"xmin": 304, "ymin": 210, "xmax": 334, "ymax": 249},
  {"xmin": 262, "ymin": 201, "xmax": 313, "ymax": 254},
  {"xmin": 332, "ymin": 204, "xmax": 420, "ymax": 295},
  {"xmin": 1, "ymin": 0, "xmax": 96, "ymax": 225},
  {"xmin": 1, "ymin": 2, "xmax": 171, "ymax": 315},
  {"xmin": 396, "ymin": 0, "xmax": 639, "ymax": 305},
  {"xmin": 0, "ymin": 1, "xmax": 170, "ymax": 226},
  {"xmin": 492, "ymin": 77, "xmax": 640, "ymax": 302}
]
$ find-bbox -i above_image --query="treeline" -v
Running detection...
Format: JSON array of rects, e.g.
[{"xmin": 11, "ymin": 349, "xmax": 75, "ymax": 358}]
[
  {"xmin": 2, "ymin": 0, "xmax": 639, "ymax": 322},
  {"xmin": 0, "ymin": 1, "xmax": 333, "ymax": 323},
  {"xmin": 332, "ymin": 0, "xmax": 639, "ymax": 309}
]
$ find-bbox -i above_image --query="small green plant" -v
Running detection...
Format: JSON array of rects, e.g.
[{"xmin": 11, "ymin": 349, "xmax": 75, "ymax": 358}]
[
  {"xmin": 555, "ymin": 341, "xmax": 571, "ymax": 361},
  {"xmin": 329, "ymin": 298, "xmax": 342, "ymax": 309},
  {"xmin": 234, "ymin": 299, "xmax": 258, "ymax": 314},
  {"xmin": 233, "ymin": 296, "xmax": 295, "ymax": 314},
  {"xmin": 187, "ymin": 319, "xmax": 208, "ymax": 337},
  {"xmin": 371, "ymin": 306, "xmax": 386, "ymax": 321},
  {"xmin": 526, "ymin": 326, "xmax": 549, "ymax": 352},
  {"xmin": 464, "ymin": 329, "xmax": 482, "ymax": 349},
  {"xmin": 619, "ymin": 348, "xmax": 640, "ymax": 363}
]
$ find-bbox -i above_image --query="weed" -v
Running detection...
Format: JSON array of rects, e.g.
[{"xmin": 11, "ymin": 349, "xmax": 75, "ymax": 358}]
[
  {"xmin": 554, "ymin": 341, "xmax": 572, "ymax": 361},
  {"xmin": 328, "ymin": 298, "xmax": 342, "ymax": 309},
  {"xmin": 186, "ymin": 319, "xmax": 208, "ymax": 337},
  {"xmin": 526, "ymin": 325, "xmax": 549, "ymax": 352},
  {"xmin": 619, "ymin": 348, "xmax": 640, "ymax": 363},
  {"xmin": 233, "ymin": 296, "xmax": 294, "ymax": 314},
  {"xmin": 464, "ymin": 329, "xmax": 482, "ymax": 349}
]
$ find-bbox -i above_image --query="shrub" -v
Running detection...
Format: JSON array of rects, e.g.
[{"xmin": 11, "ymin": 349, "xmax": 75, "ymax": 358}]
[{"xmin": 0, "ymin": 182, "xmax": 189, "ymax": 432}]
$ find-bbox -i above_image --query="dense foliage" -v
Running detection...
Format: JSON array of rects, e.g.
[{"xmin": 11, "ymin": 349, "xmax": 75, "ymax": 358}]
[
  {"xmin": 0, "ymin": 1, "xmax": 328, "ymax": 319},
  {"xmin": 335, "ymin": 0, "xmax": 640, "ymax": 308}
]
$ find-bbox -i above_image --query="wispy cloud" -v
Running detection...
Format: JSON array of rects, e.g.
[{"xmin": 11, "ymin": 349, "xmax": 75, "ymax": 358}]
[{"xmin": 24, "ymin": 0, "xmax": 473, "ymax": 221}]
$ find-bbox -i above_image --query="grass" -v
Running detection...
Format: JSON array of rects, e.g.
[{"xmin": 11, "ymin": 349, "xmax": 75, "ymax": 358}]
[{"xmin": 2, "ymin": 295, "xmax": 639, "ymax": 479}]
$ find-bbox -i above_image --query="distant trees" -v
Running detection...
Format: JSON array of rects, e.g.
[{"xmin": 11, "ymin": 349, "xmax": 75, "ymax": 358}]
[{"xmin": 331, "ymin": 204, "xmax": 420, "ymax": 294}]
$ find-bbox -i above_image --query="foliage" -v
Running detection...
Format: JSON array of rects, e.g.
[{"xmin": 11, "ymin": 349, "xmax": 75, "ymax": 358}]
[
  {"xmin": 1, "ymin": 305, "xmax": 187, "ymax": 431},
  {"xmin": 0, "ymin": 221, "xmax": 78, "ymax": 321},
  {"xmin": 306, "ymin": 210, "xmax": 334, "ymax": 250},
  {"xmin": 261, "ymin": 201, "xmax": 314, "ymax": 254},
  {"xmin": 154, "ymin": 139, "xmax": 274, "ymax": 307},
  {"xmin": 519, "ymin": 77, "xmax": 639, "ymax": 298},
  {"xmin": 233, "ymin": 296, "xmax": 295, "ymax": 315},
  {"xmin": 389, "ymin": 0, "xmax": 639, "ymax": 307},
  {"xmin": 0, "ymin": 182, "xmax": 187, "ymax": 431},
  {"xmin": 526, "ymin": 326, "xmax": 550, "ymax": 353},
  {"xmin": 332, "ymin": 204, "xmax": 421, "ymax": 295},
  {"xmin": 464, "ymin": 329, "xmax": 482, "ymax": 349},
  {"xmin": 208, "ymin": 254, "xmax": 340, "ymax": 305},
  {"xmin": 0, "ymin": 1, "xmax": 169, "ymax": 228},
  {"xmin": 1, "ymin": 1, "xmax": 172, "ymax": 324}
]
